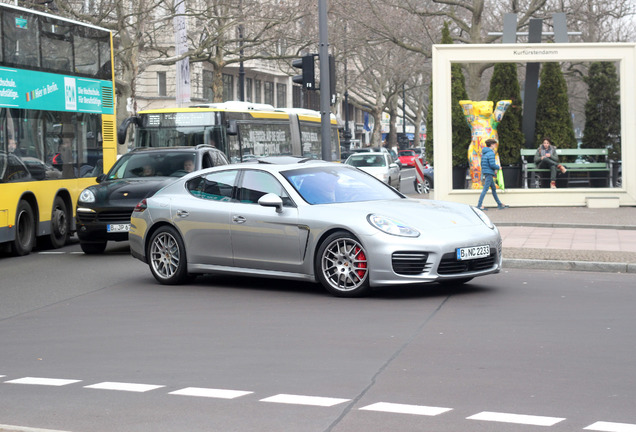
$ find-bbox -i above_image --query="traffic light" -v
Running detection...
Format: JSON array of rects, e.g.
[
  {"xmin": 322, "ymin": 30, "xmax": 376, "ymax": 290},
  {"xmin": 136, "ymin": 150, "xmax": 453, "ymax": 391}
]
[{"xmin": 292, "ymin": 55, "xmax": 315, "ymax": 90}]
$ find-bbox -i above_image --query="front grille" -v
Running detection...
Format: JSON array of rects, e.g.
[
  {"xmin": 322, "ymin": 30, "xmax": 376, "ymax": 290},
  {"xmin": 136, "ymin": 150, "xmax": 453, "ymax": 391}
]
[
  {"xmin": 97, "ymin": 210, "xmax": 133, "ymax": 223},
  {"xmin": 437, "ymin": 251, "xmax": 497, "ymax": 275},
  {"xmin": 392, "ymin": 251, "xmax": 430, "ymax": 275}
]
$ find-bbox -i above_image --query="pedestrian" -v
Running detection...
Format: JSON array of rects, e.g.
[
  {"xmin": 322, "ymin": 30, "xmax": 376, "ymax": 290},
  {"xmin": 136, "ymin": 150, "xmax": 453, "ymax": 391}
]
[
  {"xmin": 534, "ymin": 137, "xmax": 567, "ymax": 189},
  {"xmin": 477, "ymin": 139, "xmax": 508, "ymax": 210}
]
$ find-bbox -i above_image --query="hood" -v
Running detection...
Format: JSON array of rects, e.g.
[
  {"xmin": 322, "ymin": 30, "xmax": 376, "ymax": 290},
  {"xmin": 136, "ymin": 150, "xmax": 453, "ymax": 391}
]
[
  {"xmin": 93, "ymin": 177, "xmax": 178, "ymax": 207},
  {"xmin": 310, "ymin": 198, "xmax": 487, "ymax": 231}
]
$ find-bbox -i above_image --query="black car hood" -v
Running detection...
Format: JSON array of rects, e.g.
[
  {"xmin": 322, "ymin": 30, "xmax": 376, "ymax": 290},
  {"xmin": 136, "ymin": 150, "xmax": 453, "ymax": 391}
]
[{"xmin": 94, "ymin": 177, "xmax": 178, "ymax": 207}]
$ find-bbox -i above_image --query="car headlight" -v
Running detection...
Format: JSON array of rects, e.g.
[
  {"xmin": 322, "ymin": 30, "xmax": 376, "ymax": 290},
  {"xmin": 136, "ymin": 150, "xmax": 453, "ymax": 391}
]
[
  {"xmin": 472, "ymin": 206, "xmax": 495, "ymax": 229},
  {"xmin": 78, "ymin": 188, "xmax": 96, "ymax": 204},
  {"xmin": 367, "ymin": 214, "xmax": 420, "ymax": 237}
]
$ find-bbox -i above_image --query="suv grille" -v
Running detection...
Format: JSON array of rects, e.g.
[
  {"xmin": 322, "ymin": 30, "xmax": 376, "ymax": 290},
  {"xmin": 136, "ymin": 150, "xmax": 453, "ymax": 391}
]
[
  {"xmin": 437, "ymin": 251, "xmax": 496, "ymax": 275},
  {"xmin": 97, "ymin": 210, "xmax": 134, "ymax": 223},
  {"xmin": 392, "ymin": 251, "xmax": 430, "ymax": 275}
]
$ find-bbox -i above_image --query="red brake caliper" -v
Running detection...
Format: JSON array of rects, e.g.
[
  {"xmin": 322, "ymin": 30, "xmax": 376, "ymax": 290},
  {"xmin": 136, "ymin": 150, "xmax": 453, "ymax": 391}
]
[{"xmin": 355, "ymin": 247, "xmax": 367, "ymax": 279}]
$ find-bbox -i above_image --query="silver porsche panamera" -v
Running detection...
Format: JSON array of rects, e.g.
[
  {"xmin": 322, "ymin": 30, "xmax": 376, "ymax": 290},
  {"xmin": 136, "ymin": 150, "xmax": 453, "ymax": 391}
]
[{"xmin": 129, "ymin": 157, "xmax": 502, "ymax": 297}]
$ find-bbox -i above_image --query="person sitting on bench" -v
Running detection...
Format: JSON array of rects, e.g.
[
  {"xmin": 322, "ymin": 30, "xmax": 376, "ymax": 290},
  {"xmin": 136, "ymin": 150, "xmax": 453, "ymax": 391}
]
[{"xmin": 534, "ymin": 137, "xmax": 567, "ymax": 189}]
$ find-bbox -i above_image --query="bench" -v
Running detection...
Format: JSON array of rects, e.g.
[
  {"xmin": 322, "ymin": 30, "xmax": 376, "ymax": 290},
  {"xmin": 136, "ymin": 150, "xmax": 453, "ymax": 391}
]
[{"xmin": 520, "ymin": 148, "xmax": 613, "ymax": 188}]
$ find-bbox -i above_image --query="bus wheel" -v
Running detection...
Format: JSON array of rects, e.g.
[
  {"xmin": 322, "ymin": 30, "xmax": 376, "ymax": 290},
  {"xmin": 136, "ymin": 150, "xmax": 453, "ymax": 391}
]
[
  {"xmin": 11, "ymin": 201, "xmax": 36, "ymax": 256},
  {"xmin": 48, "ymin": 196, "xmax": 70, "ymax": 249},
  {"xmin": 80, "ymin": 241, "xmax": 107, "ymax": 254}
]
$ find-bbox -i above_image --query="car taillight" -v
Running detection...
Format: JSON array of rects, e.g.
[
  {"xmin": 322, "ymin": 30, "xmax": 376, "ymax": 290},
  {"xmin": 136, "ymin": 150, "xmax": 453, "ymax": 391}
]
[{"xmin": 134, "ymin": 199, "xmax": 147, "ymax": 213}]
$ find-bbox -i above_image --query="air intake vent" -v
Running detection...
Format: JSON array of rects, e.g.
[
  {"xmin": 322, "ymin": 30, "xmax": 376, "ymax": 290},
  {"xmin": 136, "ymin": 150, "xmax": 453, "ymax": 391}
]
[
  {"xmin": 438, "ymin": 251, "xmax": 496, "ymax": 275},
  {"xmin": 102, "ymin": 120, "xmax": 115, "ymax": 142},
  {"xmin": 392, "ymin": 251, "xmax": 430, "ymax": 275},
  {"xmin": 101, "ymin": 84, "xmax": 114, "ymax": 108}
]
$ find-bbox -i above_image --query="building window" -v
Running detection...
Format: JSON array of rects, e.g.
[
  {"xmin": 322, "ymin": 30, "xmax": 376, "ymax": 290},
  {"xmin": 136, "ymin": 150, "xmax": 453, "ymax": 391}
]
[
  {"xmin": 223, "ymin": 74, "xmax": 234, "ymax": 101},
  {"xmin": 202, "ymin": 70, "xmax": 214, "ymax": 101},
  {"xmin": 255, "ymin": 80, "xmax": 262, "ymax": 103},
  {"xmin": 246, "ymin": 78, "xmax": 253, "ymax": 102},
  {"xmin": 276, "ymin": 83, "xmax": 287, "ymax": 108},
  {"xmin": 264, "ymin": 81, "xmax": 274, "ymax": 105},
  {"xmin": 157, "ymin": 71, "xmax": 166, "ymax": 97}
]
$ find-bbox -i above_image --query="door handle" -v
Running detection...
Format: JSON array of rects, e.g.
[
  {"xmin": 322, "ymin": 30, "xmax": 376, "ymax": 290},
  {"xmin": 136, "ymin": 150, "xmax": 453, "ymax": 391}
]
[
  {"xmin": 176, "ymin": 210, "xmax": 189, "ymax": 218},
  {"xmin": 232, "ymin": 215, "xmax": 246, "ymax": 224}
]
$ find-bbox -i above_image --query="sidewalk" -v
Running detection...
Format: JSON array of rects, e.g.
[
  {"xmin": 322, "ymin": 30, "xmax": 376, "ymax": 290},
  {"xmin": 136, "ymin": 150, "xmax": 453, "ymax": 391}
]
[
  {"xmin": 407, "ymin": 194, "xmax": 636, "ymax": 273},
  {"xmin": 486, "ymin": 206, "xmax": 636, "ymax": 273}
]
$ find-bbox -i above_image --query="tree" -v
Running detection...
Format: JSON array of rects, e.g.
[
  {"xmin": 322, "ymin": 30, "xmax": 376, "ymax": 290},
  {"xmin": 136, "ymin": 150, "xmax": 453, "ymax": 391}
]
[
  {"xmin": 534, "ymin": 62, "xmax": 577, "ymax": 149},
  {"xmin": 582, "ymin": 62, "xmax": 621, "ymax": 160},
  {"xmin": 425, "ymin": 23, "xmax": 471, "ymax": 168},
  {"xmin": 487, "ymin": 63, "xmax": 524, "ymax": 165}
]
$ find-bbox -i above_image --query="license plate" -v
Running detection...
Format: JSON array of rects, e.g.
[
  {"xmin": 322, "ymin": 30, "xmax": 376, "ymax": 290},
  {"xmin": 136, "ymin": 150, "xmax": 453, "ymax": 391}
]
[
  {"xmin": 456, "ymin": 245, "xmax": 490, "ymax": 261},
  {"xmin": 107, "ymin": 223, "xmax": 130, "ymax": 233}
]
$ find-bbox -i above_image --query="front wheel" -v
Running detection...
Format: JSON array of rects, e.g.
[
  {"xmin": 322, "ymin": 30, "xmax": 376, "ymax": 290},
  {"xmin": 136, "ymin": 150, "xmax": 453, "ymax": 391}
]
[
  {"xmin": 315, "ymin": 231, "xmax": 370, "ymax": 297},
  {"xmin": 148, "ymin": 226, "xmax": 190, "ymax": 285}
]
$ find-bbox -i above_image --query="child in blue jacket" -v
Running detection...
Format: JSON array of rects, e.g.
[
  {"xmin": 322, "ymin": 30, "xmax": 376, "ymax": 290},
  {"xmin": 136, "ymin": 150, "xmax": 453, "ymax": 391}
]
[{"xmin": 477, "ymin": 139, "xmax": 508, "ymax": 210}]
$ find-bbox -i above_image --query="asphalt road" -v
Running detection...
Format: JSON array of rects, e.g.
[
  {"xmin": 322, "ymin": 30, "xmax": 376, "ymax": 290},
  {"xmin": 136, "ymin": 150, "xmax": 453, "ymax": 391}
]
[{"xmin": 2, "ymin": 243, "xmax": 636, "ymax": 432}]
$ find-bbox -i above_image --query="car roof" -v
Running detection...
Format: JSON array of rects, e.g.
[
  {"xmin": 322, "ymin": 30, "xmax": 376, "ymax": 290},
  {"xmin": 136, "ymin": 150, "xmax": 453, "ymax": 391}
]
[
  {"xmin": 128, "ymin": 145, "xmax": 220, "ymax": 155},
  {"xmin": 347, "ymin": 152, "xmax": 386, "ymax": 157}
]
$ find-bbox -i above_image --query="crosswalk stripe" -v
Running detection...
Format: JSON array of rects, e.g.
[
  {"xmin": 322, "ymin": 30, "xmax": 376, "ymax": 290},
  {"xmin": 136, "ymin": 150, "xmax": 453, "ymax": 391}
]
[
  {"xmin": 169, "ymin": 387, "xmax": 252, "ymax": 399},
  {"xmin": 359, "ymin": 402, "xmax": 452, "ymax": 416},
  {"xmin": 84, "ymin": 382, "xmax": 164, "ymax": 392},
  {"xmin": 467, "ymin": 411, "xmax": 565, "ymax": 426},
  {"xmin": 584, "ymin": 421, "xmax": 636, "ymax": 432},
  {"xmin": 5, "ymin": 377, "xmax": 81, "ymax": 386},
  {"xmin": 260, "ymin": 394, "xmax": 349, "ymax": 407}
]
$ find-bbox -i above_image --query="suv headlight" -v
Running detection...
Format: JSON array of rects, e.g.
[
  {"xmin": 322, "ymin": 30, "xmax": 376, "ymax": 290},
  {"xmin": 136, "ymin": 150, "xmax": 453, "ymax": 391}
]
[
  {"xmin": 368, "ymin": 214, "xmax": 419, "ymax": 237},
  {"xmin": 78, "ymin": 188, "xmax": 96, "ymax": 204}
]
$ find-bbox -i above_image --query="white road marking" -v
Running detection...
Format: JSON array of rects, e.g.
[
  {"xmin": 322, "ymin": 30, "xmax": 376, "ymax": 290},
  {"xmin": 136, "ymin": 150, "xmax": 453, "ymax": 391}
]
[
  {"xmin": 84, "ymin": 382, "xmax": 164, "ymax": 392},
  {"xmin": 260, "ymin": 394, "xmax": 350, "ymax": 407},
  {"xmin": 359, "ymin": 402, "xmax": 452, "ymax": 416},
  {"xmin": 169, "ymin": 387, "xmax": 252, "ymax": 399},
  {"xmin": 467, "ymin": 411, "xmax": 565, "ymax": 426},
  {"xmin": 585, "ymin": 422, "xmax": 636, "ymax": 432},
  {"xmin": 0, "ymin": 424, "xmax": 72, "ymax": 432},
  {"xmin": 37, "ymin": 252, "xmax": 65, "ymax": 255},
  {"xmin": 5, "ymin": 377, "xmax": 81, "ymax": 386}
]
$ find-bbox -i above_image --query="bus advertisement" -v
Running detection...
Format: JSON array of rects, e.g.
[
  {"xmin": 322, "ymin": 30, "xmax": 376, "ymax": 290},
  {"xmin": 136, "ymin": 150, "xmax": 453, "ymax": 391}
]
[
  {"xmin": 117, "ymin": 102, "xmax": 340, "ymax": 163},
  {"xmin": 0, "ymin": 3, "xmax": 116, "ymax": 256}
]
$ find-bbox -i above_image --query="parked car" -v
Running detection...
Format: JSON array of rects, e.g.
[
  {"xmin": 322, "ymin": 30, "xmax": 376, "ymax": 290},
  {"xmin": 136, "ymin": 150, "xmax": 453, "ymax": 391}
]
[
  {"xmin": 398, "ymin": 149, "xmax": 420, "ymax": 168},
  {"xmin": 415, "ymin": 166, "xmax": 434, "ymax": 194},
  {"xmin": 129, "ymin": 157, "xmax": 502, "ymax": 298},
  {"xmin": 351, "ymin": 146, "xmax": 402, "ymax": 169},
  {"xmin": 344, "ymin": 151, "xmax": 401, "ymax": 190},
  {"xmin": 76, "ymin": 145, "xmax": 229, "ymax": 254}
]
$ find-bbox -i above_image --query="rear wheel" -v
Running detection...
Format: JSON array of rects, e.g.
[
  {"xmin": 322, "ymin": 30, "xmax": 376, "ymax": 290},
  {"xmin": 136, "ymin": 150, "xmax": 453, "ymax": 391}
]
[
  {"xmin": 315, "ymin": 231, "xmax": 370, "ymax": 297},
  {"xmin": 148, "ymin": 226, "xmax": 190, "ymax": 285},
  {"xmin": 48, "ymin": 196, "xmax": 70, "ymax": 248},
  {"xmin": 80, "ymin": 241, "xmax": 107, "ymax": 254},
  {"xmin": 11, "ymin": 201, "xmax": 35, "ymax": 256}
]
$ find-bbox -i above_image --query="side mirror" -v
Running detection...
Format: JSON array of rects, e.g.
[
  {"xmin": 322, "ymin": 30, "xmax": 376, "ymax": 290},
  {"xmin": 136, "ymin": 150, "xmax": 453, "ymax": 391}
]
[
  {"xmin": 227, "ymin": 120, "xmax": 238, "ymax": 136},
  {"xmin": 258, "ymin": 193, "xmax": 283, "ymax": 213},
  {"xmin": 96, "ymin": 174, "xmax": 107, "ymax": 183},
  {"xmin": 117, "ymin": 116, "xmax": 140, "ymax": 145}
]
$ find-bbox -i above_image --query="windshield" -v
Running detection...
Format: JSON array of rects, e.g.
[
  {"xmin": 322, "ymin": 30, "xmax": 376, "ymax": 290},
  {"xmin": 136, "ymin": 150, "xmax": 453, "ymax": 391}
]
[
  {"xmin": 105, "ymin": 151, "xmax": 197, "ymax": 180},
  {"xmin": 282, "ymin": 165, "xmax": 401, "ymax": 204},
  {"xmin": 346, "ymin": 154, "xmax": 386, "ymax": 168}
]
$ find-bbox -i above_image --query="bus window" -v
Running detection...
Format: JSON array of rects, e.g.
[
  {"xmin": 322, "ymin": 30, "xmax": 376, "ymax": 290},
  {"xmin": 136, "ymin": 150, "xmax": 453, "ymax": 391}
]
[
  {"xmin": 2, "ymin": 11, "xmax": 39, "ymax": 67},
  {"xmin": 237, "ymin": 122, "xmax": 292, "ymax": 160}
]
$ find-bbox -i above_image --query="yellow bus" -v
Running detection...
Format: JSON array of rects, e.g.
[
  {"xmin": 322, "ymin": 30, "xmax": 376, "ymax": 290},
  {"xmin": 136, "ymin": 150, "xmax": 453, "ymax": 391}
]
[
  {"xmin": 0, "ymin": 4, "xmax": 117, "ymax": 255},
  {"xmin": 117, "ymin": 101, "xmax": 340, "ymax": 163}
]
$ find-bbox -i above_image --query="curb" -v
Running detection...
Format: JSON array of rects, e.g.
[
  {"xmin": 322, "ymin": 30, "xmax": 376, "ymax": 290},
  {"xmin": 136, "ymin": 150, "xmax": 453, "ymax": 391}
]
[{"xmin": 503, "ymin": 258, "xmax": 636, "ymax": 274}]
